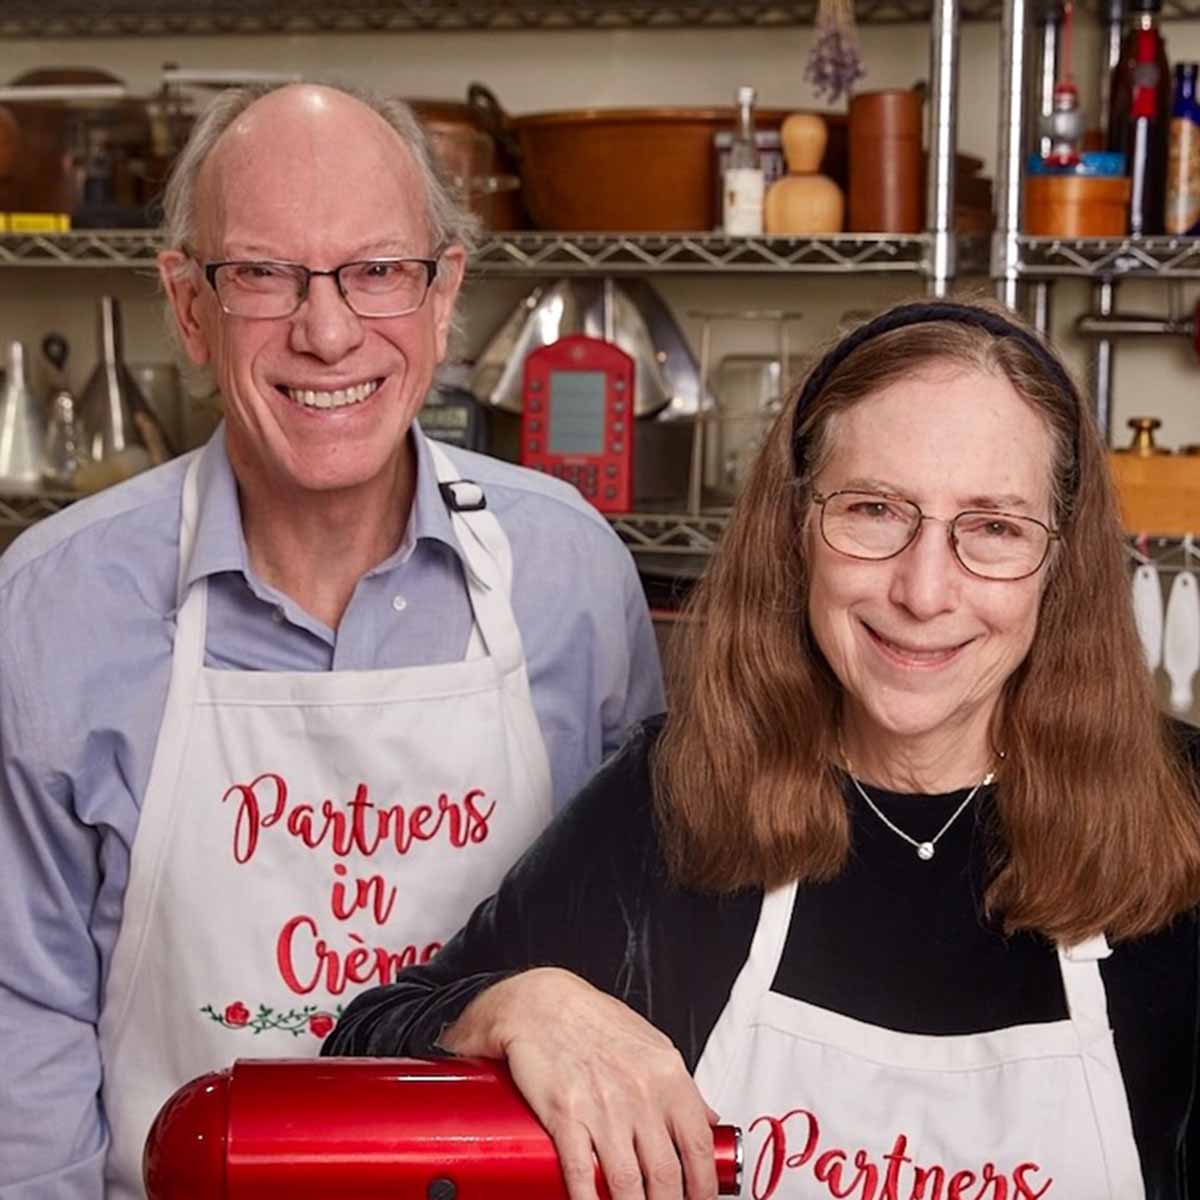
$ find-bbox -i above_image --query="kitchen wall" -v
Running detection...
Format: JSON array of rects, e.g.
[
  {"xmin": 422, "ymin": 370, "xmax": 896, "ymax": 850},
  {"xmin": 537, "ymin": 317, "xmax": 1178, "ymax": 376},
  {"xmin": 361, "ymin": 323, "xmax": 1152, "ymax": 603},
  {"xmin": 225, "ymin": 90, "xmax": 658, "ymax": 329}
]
[{"xmin": 2, "ymin": 17, "xmax": 1200, "ymax": 446}]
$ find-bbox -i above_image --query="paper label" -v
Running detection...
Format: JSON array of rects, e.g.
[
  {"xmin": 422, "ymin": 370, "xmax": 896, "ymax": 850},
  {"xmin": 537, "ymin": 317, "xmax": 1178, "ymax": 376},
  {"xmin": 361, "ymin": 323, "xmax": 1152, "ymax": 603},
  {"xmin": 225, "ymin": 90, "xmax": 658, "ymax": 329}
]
[{"xmin": 724, "ymin": 167, "xmax": 765, "ymax": 235}]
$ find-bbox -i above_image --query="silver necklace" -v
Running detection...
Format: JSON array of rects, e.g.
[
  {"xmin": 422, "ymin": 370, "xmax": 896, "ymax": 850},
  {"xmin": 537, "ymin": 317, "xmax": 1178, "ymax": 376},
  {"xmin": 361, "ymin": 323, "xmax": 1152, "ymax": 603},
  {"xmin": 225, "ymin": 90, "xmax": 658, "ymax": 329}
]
[{"xmin": 843, "ymin": 757, "xmax": 997, "ymax": 861}]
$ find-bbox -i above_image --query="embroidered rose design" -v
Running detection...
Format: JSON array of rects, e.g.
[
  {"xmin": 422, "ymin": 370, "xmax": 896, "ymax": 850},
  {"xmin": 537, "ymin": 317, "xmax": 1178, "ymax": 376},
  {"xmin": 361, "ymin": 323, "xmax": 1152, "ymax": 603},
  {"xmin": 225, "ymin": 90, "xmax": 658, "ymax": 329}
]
[
  {"xmin": 202, "ymin": 1002, "xmax": 344, "ymax": 1035},
  {"xmin": 224, "ymin": 1001, "xmax": 250, "ymax": 1027}
]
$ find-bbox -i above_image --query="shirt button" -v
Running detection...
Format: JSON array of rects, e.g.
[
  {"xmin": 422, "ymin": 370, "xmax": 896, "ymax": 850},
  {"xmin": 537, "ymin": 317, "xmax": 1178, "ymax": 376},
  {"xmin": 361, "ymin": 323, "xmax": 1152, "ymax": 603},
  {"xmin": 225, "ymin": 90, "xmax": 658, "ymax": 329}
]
[
  {"xmin": 392, "ymin": 594, "xmax": 408, "ymax": 613},
  {"xmin": 272, "ymin": 606, "xmax": 285, "ymax": 624}
]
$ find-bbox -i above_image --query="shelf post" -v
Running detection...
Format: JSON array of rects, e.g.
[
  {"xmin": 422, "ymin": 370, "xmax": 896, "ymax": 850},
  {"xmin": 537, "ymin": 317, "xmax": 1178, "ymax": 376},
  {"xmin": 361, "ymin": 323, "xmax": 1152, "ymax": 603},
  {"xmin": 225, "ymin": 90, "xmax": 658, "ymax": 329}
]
[
  {"xmin": 926, "ymin": 0, "xmax": 960, "ymax": 297},
  {"xmin": 1088, "ymin": 278, "xmax": 1118, "ymax": 442},
  {"xmin": 994, "ymin": 0, "xmax": 1030, "ymax": 311},
  {"xmin": 1030, "ymin": 280, "xmax": 1054, "ymax": 335}
]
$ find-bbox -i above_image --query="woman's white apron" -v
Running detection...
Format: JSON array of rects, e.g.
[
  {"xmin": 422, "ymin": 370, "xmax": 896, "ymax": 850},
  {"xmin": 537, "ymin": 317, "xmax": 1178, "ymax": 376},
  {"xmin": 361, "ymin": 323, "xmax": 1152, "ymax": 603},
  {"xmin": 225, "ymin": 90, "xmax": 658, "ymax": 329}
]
[{"xmin": 694, "ymin": 880, "xmax": 1145, "ymax": 1200}]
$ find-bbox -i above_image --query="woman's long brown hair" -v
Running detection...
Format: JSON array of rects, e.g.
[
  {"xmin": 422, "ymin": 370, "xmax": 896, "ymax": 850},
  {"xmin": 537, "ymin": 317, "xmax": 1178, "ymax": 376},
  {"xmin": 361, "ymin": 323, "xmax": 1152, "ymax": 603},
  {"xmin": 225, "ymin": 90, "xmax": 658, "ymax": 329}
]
[{"xmin": 653, "ymin": 306, "xmax": 1200, "ymax": 944}]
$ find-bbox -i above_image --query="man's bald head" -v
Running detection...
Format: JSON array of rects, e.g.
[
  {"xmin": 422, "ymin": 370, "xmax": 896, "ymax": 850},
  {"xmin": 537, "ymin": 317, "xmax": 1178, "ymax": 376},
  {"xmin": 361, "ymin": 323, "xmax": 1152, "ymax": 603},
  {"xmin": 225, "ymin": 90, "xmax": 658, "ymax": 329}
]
[{"xmin": 160, "ymin": 80, "xmax": 476, "ymax": 264}]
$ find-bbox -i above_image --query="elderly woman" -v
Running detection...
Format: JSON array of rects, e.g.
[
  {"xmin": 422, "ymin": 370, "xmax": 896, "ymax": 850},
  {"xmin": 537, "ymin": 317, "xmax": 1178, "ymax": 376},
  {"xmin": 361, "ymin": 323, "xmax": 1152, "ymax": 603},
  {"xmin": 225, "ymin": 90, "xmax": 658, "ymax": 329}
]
[{"xmin": 326, "ymin": 299, "xmax": 1200, "ymax": 1200}]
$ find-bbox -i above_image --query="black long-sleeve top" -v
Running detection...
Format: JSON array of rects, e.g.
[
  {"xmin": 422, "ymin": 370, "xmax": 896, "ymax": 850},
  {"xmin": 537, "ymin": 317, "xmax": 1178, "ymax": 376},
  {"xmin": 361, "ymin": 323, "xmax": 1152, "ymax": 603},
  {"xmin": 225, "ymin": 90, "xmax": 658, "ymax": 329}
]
[{"xmin": 326, "ymin": 717, "xmax": 1200, "ymax": 1198}]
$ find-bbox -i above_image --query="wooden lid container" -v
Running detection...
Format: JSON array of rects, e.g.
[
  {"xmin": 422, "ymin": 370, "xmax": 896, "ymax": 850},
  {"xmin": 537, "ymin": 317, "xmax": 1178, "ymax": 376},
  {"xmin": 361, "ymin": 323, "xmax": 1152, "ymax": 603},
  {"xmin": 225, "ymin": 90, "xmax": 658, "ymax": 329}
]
[{"xmin": 1024, "ymin": 174, "xmax": 1130, "ymax": 237}]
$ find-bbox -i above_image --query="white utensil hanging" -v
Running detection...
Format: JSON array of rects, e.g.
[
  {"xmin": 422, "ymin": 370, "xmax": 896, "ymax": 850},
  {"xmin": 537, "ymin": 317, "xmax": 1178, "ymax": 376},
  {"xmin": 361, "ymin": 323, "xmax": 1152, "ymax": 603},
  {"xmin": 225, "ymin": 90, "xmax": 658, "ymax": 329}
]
[
  {"xmin": 1132, "ymin": 562, "xmax": 1164, "ymax": 672},
  {"xmin": 1164, "ymin": 568, "xmax": 1200, "ymax": 713}
]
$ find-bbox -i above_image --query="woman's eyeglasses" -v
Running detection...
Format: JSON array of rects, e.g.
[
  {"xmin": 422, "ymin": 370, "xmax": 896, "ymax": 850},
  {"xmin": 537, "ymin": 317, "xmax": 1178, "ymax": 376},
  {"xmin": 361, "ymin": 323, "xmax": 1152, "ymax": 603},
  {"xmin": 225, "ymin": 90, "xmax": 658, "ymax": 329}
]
[{"xmin": 812, "ymin": 490, "xmax": 1059, "ymax": 581}]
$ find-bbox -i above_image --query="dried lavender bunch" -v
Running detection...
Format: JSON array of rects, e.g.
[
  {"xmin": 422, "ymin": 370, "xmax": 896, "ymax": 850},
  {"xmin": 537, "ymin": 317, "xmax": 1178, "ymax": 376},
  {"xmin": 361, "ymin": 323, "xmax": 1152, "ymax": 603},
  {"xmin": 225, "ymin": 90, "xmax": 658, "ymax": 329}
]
[{"xmin": 805, "ymin": 0, "xmax": 866, "ymax": 105}]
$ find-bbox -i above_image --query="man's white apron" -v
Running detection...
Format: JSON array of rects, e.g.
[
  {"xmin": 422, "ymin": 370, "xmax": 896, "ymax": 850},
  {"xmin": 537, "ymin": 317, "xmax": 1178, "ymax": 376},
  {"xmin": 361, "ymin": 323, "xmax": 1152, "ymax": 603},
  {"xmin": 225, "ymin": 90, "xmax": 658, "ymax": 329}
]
[
  {"xmin": 694, "ymin": 880, "xmax": 1146, "ymax": 1200},
  {"xmin": 98, "ymin": 443, "xmax": 553, "ymax": 1197}
]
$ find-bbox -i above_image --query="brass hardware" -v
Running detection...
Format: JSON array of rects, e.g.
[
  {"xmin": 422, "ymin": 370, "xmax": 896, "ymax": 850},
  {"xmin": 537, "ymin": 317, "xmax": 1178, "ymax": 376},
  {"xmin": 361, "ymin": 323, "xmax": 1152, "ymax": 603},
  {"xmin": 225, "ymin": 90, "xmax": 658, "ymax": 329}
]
[{"xmin": 1117, "ymin": 416, "xmax": 1173, "ymax": 456}]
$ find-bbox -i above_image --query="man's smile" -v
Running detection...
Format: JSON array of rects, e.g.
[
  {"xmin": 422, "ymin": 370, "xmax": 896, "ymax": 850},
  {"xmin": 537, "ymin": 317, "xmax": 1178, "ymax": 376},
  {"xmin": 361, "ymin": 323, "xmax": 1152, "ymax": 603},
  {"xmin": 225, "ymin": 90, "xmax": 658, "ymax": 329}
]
[{"xmin": 278, "ymin": 379, "xmax": 383, "ymax": 409}]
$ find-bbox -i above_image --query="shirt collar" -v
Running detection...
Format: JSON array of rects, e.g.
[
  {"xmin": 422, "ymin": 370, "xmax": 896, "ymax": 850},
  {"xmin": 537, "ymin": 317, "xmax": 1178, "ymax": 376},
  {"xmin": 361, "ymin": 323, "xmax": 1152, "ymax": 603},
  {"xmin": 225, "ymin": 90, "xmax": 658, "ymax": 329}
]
[{"xmin": 183, "ymin": 420, "xmax": 469, "ymax": 592}]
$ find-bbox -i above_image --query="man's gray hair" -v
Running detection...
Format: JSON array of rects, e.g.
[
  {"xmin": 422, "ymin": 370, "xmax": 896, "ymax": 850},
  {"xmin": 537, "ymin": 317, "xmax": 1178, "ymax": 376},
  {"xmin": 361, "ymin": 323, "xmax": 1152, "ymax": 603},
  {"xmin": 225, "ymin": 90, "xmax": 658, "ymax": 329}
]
[{"xmin": 159, "ymin": 80, "xmax": 480, "ymax": 259}]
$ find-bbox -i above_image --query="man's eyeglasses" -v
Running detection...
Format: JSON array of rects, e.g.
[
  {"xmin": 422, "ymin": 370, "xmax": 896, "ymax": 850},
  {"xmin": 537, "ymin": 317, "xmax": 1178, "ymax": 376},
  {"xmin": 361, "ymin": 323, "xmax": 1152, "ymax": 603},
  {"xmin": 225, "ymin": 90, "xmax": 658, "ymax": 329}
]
[
  {"xmin": 199, "ymin": 256, "xmax": 441, "ymax": 320},
  {"xmin": 812, "ymin": 490, "xmax": 1059, "ymax": 581}
]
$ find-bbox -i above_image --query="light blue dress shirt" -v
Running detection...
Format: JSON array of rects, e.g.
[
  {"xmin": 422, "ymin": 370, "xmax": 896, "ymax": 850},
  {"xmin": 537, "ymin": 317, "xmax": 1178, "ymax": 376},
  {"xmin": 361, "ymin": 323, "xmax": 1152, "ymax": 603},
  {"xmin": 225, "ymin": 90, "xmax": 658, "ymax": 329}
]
[{"xmin": 0, "ymin": 422, "xmax": 664, "ymax": 1197}]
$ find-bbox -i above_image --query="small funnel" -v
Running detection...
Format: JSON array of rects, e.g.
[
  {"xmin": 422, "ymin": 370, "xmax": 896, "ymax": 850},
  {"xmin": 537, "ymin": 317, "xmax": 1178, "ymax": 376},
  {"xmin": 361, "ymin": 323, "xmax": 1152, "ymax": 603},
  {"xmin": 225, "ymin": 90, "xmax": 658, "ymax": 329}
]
[{"xmin": 0, "ymin": 340, "xmax": 48, "ymax": 493}]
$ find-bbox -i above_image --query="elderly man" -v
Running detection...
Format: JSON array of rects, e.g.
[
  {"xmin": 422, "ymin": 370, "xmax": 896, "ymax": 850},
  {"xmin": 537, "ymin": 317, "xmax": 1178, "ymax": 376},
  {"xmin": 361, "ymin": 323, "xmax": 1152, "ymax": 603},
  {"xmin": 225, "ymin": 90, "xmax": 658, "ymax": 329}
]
[{"xmin": 0, "ymin": 83, "xmax": 663, "ymax": 1198}]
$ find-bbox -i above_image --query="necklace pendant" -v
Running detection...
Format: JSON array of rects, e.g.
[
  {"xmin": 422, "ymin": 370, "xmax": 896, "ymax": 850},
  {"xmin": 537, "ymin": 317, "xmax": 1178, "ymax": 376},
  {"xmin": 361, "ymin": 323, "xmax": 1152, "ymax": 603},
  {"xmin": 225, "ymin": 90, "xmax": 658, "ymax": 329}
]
[{"xmin": 916, "ymin": 841, "xmax": 936, "ymax": 861}]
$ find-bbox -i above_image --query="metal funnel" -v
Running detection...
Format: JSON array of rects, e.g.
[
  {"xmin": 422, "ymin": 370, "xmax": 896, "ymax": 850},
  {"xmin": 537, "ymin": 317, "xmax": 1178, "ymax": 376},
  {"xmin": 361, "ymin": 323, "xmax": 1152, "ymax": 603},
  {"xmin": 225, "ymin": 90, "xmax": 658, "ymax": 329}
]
[
  {"xmin": 469, "ymin": 277, "xmax": 705, "ymax": 418},
  {"xmin": 0, "ymin": 341, "xmax": 48, "ymax": 493},
  {"xmin": 79, "ymin": 295, "xmax": 176, "ymax": 467}
]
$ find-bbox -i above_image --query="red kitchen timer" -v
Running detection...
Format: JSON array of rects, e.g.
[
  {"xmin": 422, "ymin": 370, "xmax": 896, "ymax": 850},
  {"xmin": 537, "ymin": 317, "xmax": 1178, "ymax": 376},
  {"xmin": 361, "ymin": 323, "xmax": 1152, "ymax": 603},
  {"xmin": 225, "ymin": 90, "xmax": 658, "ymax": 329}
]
[{"xmin": 520, "ymin": 335, "xmax": 634, "ymax": 514}]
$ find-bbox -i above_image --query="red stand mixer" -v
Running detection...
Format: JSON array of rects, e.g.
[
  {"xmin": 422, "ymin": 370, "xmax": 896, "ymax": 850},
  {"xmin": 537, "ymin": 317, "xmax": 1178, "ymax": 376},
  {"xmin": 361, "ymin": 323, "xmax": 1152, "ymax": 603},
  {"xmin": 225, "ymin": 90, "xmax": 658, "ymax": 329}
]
[{"xmin": 143, "ymin": 1057, "xmax": 743, "ymax": 1199}]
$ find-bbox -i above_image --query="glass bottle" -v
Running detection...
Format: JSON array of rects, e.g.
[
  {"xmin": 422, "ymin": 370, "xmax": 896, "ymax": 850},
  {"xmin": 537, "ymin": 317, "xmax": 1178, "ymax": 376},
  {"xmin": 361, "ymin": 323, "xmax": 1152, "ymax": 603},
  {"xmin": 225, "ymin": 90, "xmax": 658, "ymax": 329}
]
[
  {"xmin": 1165, "ymin": 63, "xmax": 1200, "ymax": 234},
  {"xmin": 0, "ymin": 341, "xmax": 48, "ymax": 493},
  {"xmin": 723, "ymin": 85, "xmax": 765, "ymax": 236},
  {"xmin": 42, "ymin": 388, "xmax": 89, "ymax": 491},
  {"xmin": 1107, "ymin": 0, "xmax": 1172, "ymax": 236}
]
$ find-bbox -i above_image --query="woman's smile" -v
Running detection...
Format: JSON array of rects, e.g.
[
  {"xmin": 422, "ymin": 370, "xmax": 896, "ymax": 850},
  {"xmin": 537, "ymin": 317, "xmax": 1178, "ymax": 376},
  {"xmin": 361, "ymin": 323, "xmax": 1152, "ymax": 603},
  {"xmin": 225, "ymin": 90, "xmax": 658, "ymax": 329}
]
[{"xmin": 860, "ymin": 619, "xmax": 975, "ymax": 669}]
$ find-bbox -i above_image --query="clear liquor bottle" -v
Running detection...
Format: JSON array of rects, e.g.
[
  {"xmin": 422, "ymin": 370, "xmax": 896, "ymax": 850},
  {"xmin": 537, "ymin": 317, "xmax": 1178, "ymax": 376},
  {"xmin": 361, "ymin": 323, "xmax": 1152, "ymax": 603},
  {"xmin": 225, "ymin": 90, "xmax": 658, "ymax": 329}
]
[{"xmin": 723, "ymin": 86, "xmax": 765, "ymax": 236}]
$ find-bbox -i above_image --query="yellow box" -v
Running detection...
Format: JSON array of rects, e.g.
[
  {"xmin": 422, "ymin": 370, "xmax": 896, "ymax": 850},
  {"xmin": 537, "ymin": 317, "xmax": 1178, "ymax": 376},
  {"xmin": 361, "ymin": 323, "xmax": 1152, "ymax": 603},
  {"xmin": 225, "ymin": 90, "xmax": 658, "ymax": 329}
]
[
  {"xmin": 2, "ymin": 212, "xmax": 71, "ymax": 233},
  {"xmin": 1109, "ymin": 452, "xmax": 1200, "ymax": 535}
]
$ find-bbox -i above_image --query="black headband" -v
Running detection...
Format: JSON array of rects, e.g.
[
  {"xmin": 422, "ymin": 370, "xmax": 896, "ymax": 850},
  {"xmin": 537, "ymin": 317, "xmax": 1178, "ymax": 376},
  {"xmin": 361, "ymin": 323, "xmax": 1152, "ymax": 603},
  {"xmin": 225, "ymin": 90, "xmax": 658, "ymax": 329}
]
[{"xmin": 790, "ymin": 300, "xmax": 1082, "ymax": 492}]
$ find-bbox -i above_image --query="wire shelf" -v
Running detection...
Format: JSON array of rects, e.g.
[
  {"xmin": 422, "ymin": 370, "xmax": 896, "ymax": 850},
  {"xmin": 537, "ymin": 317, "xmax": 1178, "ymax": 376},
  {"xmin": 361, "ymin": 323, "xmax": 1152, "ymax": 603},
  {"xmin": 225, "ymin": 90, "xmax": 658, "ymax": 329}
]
[
  {"xmin": 0, "ymin": 492, "xmax": 80, "ymax": 527},
  {"xmin": 0, "ymin": 230, "xmax": 990, "ymax": 277},
  {"xmin": 2, "ymin": 0, "xmax": 1005, "ymax": 37},
  {"xmin": 1015, "ymin": 236, "xmax": 1200, "ymax": 280},
  {"xmin": 0, "ymin": 232, "xmax": 162, "ymax": 269},
  {"xmin": 0, "ymin": 488, "xmax": 732, "ymax": 558}
]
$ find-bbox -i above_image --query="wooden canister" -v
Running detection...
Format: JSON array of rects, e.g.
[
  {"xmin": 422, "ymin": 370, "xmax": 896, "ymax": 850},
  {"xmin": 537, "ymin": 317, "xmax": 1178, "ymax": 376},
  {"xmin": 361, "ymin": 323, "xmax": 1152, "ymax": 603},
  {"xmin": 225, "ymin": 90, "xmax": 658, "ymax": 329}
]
[
  {"xmin": 1024, "ymin": 174, "xmax": 1130, "ymax": 236},
  {"xmin": 848, "ymin": 89, "xmax": 923, "ymax": 233}
]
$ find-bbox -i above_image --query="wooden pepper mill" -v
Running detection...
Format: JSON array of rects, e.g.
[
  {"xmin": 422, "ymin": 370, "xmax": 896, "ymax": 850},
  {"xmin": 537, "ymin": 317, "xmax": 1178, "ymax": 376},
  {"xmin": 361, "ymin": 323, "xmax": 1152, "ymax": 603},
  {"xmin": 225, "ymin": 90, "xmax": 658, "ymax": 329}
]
[{"xmin": 764, "ymin": 113, "xmax": 845, "ymax": 235}]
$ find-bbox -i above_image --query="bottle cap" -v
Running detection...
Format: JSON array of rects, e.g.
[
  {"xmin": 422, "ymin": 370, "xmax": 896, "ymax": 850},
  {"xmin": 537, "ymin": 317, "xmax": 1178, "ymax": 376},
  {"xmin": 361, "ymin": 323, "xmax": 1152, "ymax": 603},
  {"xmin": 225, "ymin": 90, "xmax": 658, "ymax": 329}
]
[{"xmin": 736, "ymin": 85, "xmax": 757, "ymax": 106}]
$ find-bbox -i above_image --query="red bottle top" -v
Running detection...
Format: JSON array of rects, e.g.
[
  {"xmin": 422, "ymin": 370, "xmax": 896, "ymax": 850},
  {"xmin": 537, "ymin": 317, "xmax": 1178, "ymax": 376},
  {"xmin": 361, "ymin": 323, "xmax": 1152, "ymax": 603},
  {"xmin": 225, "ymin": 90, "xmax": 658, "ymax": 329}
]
[{"xmin": 1132, "ymin": 28, "xmax": 1165, "ymax": 118}]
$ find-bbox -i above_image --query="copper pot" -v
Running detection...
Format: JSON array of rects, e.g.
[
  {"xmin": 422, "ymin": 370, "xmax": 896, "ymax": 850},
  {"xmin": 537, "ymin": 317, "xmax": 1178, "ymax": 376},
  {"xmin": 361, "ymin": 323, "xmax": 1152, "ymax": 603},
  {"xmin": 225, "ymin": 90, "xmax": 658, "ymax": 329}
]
[
  {"xmin": 407, "ymin": 89, "xmax": 524, "ymax": 231},
  {"xmin": 1, "ymin": 67, "xmax": 164, "ymax": 223},
  {"xmin": 493, "ymin": 99, "xmax": 848, "ymax": 232}
]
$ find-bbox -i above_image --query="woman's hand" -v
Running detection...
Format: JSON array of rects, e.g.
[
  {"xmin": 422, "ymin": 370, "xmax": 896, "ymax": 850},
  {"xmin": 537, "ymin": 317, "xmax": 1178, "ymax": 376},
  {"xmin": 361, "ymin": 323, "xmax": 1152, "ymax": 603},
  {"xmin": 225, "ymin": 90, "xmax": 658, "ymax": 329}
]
[{"xmin": 440, "ymin": 966, "xmax": 719, "ymax": 1200}]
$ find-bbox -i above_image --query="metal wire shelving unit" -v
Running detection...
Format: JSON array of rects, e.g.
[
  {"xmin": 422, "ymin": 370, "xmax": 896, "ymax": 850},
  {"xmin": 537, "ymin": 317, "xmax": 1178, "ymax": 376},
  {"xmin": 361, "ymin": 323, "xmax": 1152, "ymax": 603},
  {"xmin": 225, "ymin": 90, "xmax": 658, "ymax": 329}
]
[
  {"xmin": 0, "ymin": 0, "xmax": 974, "ymax": 545},
  {"xmin": 993, "ymin": 0, "xmax": 1200, "ymax": 443},
  {"xmin": 1, "ymin": 0, "xmax": 1004, "ymax": 36}
]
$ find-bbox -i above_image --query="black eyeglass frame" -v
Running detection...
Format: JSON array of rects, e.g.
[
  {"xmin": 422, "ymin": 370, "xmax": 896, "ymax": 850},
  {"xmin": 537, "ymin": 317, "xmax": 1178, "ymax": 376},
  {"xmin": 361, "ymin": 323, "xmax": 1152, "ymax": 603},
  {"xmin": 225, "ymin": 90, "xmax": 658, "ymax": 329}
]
[
  {"xmin": 198, "ymin": 254, "xmax": 442, "ymax": 320},
  {"xmin": 811, "ymin": 489, "xmax": 1061, "ymax": 582}
]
